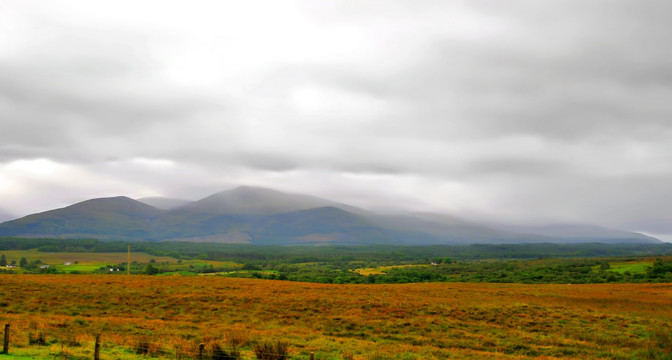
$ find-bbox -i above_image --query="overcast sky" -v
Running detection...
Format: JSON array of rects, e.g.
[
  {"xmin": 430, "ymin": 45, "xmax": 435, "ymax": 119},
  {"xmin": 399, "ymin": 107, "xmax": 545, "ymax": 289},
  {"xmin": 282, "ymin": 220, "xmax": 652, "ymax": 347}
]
[{"xmin": 1, "ymin": 1, "xmax": 671, "ymax": 240}]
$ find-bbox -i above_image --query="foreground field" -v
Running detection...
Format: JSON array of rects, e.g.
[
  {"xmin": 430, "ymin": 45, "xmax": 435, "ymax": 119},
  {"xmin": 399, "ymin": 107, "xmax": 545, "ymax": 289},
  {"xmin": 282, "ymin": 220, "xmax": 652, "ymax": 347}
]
[{"xmin": 0, "ymin": 275, "xmax": 671, "ymax": 359}]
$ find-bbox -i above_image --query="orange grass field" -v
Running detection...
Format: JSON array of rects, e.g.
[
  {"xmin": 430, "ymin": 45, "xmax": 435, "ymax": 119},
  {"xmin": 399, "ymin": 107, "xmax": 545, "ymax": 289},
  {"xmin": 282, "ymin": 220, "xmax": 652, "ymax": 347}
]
[{"xmin": 0, "ymin": 275, "xmax": 671, "ymax": 359}]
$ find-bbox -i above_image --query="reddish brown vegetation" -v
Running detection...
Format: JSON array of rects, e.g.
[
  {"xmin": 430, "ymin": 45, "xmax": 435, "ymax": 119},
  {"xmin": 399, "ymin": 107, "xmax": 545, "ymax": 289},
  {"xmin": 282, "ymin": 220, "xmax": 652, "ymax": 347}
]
[{"xmin": 0, "ymin": 275, "xmax": 670, "ymax": 359}]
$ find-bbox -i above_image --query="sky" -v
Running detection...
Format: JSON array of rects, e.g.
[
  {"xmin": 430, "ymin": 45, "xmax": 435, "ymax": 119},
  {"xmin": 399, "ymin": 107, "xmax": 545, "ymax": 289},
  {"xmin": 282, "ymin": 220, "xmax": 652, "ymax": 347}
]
[{"xmin": 0, "ymin": 1, "xmax": 671, "ymax": 240}]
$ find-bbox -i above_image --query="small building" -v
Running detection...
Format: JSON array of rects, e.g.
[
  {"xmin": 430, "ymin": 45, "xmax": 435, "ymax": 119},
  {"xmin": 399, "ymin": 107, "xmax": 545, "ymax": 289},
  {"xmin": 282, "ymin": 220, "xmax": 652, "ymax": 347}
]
[
  {"xmin": 64, "ymin": 262, "xmax": 72, "ymax": 266},
  {"xmin": 40, "ymin": 265, "xmax": 50, "ymax": 269}
]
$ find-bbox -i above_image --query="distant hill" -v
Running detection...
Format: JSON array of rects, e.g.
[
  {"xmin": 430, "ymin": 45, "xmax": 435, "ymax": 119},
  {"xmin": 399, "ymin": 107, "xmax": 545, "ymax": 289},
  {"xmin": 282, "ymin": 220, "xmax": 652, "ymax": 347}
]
[
  {"xmin": 0, "ymin": 186, "xmax": 662, "ymax": 245},
  {"xmin": 243, "ymin": 206, "xmax": 393, "ymax": 245},
  {"xmin": 136, "ymin": 197, "xmax": 191, "ymax": 210},
  {"xmin": 367, "ymin": 213, "xmax": 550, "ymax": 244},
  {"xmin": 175, "ymin": 186, "xmax": 364, "ymax": 215},
  {"xmin": 0, "ymin": 196, "xmax": 161, "ymax": 240},
  {"xmin": 493, "ymin": 224, "xmax": 660, "ymax": 244}
]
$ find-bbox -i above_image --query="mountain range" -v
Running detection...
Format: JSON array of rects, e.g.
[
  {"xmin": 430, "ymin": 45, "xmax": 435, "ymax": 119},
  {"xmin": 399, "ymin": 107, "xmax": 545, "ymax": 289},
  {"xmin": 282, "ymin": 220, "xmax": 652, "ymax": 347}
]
[{"xmin": 0, "ymin": 186, "xmax": 660, "ymax": 245}]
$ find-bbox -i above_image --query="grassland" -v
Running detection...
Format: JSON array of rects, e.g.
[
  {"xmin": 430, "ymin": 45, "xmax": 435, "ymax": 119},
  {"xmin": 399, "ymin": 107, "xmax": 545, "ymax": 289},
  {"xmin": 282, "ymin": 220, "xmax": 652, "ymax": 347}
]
[
  {"xmin": 0, "ymin": 275, "xmax": 671, "ymax": 359},
  {"xmin": 608, "ymin": 261, "xmax": 653, "ymax": 274},
  {"xmin": 0, "ymin": 249, "xmax": 177, "ymax": 271},
  {"xmin": 1, "ymin": 249, "xmax": 174, "ymax": 263},
  {"xmin": 0, "ymin": 249, "xmax": 240, "ymax": 275},
  {"xmin": 354, "ymin": 264, "xmax": 426, "ymax": 276}
]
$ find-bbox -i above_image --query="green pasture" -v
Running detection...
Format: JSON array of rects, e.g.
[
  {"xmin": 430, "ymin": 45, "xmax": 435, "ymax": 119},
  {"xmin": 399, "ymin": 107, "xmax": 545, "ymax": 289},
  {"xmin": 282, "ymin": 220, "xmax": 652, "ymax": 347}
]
[
  {"xmin": 0, "ymin": 343, "xmax": 164, "ymax": 360},
  {"xmin": 608, "ymin": 261, "xmax": 652, "ymax": 274},
  {"xmin": 355, "ymin": 264, "xmax": 428, "ymax": 276},
  {"xmin": 0, "ymin": 249, "xmax": 179, "ymax": 273},
  {"xmin": 1, "ymin": 248, "xmax": 177, "ymax": 264}
]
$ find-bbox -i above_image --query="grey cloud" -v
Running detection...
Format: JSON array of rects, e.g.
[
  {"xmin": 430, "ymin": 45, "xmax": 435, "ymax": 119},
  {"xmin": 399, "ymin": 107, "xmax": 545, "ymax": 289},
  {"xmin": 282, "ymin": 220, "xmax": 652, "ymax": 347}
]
[
  {"xmin": 1, "ymin": 0, "xmax": 671, "ymax": 238},
  {"xmin": 156, "ymin": 150, "xmax": 298, "ymax": 173},
  {"xmin": 0, "ymin": 28, "xmax": 224, "ymax": 163},
  {"xmin": 473, "ymin": 173, "xmax": 672, "ymax": 233},
  {"xmin": 289, "ymin": 1, "xmax": 672, "ymax": 144},
  {"xmin": 337, "ymin": 163, "xmax": 404, "ymax": 176},
  {"xmin": 238, "ymin": 153, "xmax": 300, "ymax": 172},
  {"xmin": 466, "ymin": 158, "xmax": 568, "ymax": 177}
]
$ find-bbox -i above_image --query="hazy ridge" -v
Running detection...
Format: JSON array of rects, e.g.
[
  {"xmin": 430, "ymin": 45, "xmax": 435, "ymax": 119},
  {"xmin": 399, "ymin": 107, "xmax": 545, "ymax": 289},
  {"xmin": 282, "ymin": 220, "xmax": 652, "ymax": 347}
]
[{"xmin": 0, "ymin": 186, "xmax": 660, "ymax": 245}]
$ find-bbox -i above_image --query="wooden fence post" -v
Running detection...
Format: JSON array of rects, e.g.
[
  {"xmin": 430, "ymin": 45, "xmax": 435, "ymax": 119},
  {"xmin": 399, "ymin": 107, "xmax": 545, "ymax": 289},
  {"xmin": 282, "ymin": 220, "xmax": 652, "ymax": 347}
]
[
  {"xmin": 3, "ymin": 324, "xmax": 9, "ymax": 354},
  {"xmin": 94, "ymin": 334, "xmax": 100, "ymax": 360},
  {"xmin": 309, "ymin": 352, "xmax": 315, "ymax": 360},
  {"xmin": 198, "ymin": 343, "xmax": 204, "ymax": 360}
]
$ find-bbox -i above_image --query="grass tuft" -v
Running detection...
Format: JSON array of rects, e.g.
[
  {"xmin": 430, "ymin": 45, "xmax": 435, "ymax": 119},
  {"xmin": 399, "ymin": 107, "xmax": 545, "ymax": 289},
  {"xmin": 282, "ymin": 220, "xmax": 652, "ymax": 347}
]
[{"xmin": 252, "ymin": 339, "xmax": 289, "ymax": 360}]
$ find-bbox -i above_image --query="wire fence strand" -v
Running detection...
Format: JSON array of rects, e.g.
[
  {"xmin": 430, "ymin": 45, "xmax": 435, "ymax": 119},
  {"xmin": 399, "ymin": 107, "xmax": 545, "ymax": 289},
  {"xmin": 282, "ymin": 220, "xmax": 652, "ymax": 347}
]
[{"xmin": 8, "ymin": 327, "xmax": 313, "ymax": 360}]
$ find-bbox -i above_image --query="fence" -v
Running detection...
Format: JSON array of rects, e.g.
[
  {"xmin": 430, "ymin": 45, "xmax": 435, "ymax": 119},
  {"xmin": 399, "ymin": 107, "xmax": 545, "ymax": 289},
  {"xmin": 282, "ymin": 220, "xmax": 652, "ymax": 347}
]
[{"xmin": 1, "ymin": 323, "xmax": 319, "ymax": 360}]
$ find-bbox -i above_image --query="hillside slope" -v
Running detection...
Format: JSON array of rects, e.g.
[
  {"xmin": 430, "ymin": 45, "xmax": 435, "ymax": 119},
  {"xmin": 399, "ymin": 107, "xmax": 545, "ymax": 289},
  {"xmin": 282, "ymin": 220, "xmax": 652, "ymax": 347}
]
[{"xmin": 0, "ymin": 196, "xmax": 161, "ymax": 240}]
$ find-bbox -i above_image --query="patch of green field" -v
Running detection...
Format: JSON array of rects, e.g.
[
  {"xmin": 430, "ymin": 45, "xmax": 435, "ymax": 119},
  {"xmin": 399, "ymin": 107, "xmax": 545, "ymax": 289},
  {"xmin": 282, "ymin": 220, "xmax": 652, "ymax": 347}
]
[
  {"xmin": 293, "ymin": 262, "xmax": 319, "ymax": 266},
  {"xmin": 355, "ymin": 264, "xmax": 429, "ymax": 276},
  {"xmin": 157, "ymin": 271, "xmax": 197, "ymax": 276},
  {"xmin": 54, "ymin": 263, "xmax": 105, "ymax": 273},
  {"xmin": 0, "ymin": 353, "xmax": 36, "ymax": 359},
  {"xmin": 609, "ymin": 262, "xmax": 652, "ymax": 274},
  {"xmin": 0, "ymin": 249, "xmax": 179, "ymax": 272},
  {"xmin": 204, "ymin": 269, "xmax": 279, "ymax": 278},
  {"xmin": 181, "ymin": 259, "xmax": 242, "ymax": 268}
]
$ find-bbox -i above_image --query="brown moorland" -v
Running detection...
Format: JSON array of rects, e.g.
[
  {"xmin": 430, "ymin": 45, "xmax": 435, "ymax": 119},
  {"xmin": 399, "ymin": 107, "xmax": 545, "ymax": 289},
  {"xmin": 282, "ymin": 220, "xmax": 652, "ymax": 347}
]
[{"xmin": 0, "ymin": 275, "xmax": 671, "ymax": 359}]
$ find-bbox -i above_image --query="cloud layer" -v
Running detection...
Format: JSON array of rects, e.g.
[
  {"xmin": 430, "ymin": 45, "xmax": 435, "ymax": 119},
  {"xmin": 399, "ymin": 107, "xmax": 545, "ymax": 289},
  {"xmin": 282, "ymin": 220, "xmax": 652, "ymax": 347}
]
[{"xmin": 1, "ymin": 0, "xmax": 671, "ymax": 239}]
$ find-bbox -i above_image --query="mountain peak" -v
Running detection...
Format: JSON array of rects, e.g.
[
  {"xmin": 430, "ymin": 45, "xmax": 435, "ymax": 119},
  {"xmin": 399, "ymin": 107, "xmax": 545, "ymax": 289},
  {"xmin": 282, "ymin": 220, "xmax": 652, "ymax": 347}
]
[
  {"xmin": 58, "ymin": 196, "xmax": 128, "ymax": 209},
  {"xmin": 213, "ymin": 185, "xmax": 284, "ymax": 198},
  {"xmin": 232, "ymin": 185, "xmax": 271, "ymax": 191},
  {"xmin": 177, "ymin": 186, "xmax": 363, "ymax": 215},
  {"xmin": 0, "ymin": 195, "xmax": 161, "ymax": 240}
]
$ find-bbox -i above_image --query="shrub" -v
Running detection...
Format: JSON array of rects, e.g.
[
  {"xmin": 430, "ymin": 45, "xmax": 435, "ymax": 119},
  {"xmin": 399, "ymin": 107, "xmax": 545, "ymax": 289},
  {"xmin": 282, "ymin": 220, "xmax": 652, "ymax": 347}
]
[
  {"xmin": 134, "ymin": 336, "xmax": 161, "ymax": 355},
  {"xmin": 367, "ymin": 352, "xmax": 388, "ymax": 360},
  {"xmin": 212, "ymin": 344, "xmax": 240, "ymax": 360},
  {"xmin": 226, "ymin": 330, "xmax": 249, "ymax": 348},
  {"xmin": 252, "ymin": 340, "xmax": 289, "ymax": 360},
  {"xmin": 28, "ymin": 332, "xmax": 46, "ymax": 345},
  {"xmin": 144, "ymin": 263, "xmax": 160, "ymax": 275},
  {"xmin": 134, "ymin": 338, "xmax": 152, "ymax": 355},
  {"xmin": 61, "ymin": 332, "xmax": 81, "ymax": 347},
  {"xmin": 650, "ymin": 327, "xmax": 672, "ymax": 352}
]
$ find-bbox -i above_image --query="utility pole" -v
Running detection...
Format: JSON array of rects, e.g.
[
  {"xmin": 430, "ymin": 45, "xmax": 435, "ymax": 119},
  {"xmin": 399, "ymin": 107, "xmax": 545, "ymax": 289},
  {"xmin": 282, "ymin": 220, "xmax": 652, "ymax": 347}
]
[{"xmin": 127, "ymin": 243, "xmax": 131, "ymax": 276}]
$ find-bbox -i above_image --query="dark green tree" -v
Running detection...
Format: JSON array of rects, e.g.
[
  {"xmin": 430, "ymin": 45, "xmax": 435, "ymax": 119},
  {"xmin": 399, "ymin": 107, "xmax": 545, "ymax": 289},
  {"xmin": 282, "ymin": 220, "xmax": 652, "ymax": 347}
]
[
  {"xmin": 144, "ymin": 263, "xmax": 159, "ymax": 275},
  {"xmin": 0, "ymin": 254, "xmax": 6, "ymax": 267},
  {"xmin": 19, "ymin": 257, "xmax": 27, "ymax": 267}
]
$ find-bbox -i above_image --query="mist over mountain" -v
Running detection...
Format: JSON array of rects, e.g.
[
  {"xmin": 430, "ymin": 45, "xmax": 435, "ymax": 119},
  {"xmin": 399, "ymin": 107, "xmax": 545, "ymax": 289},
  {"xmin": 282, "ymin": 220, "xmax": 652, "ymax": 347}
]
[
  {"xmin": 492, "ymin": 224, "xmax": 658, "ymax": 244},
  {"xmin": 137, "ymin": 197, "xmax": 191, "ymax": 210},
  {"xmin": 175, "ymin": 186, "xmax": 365, "ymax": 215},
  {"xmin": 0, "ymin": 186, "xmax": 661, "ymax": 245},
  {"xmin": 0, "ymin": 209, "xmax": 16, "ymax": 223},
  {"xmin": 367, "ymin": 213, "xmax": 550, "ymax": 245}
]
